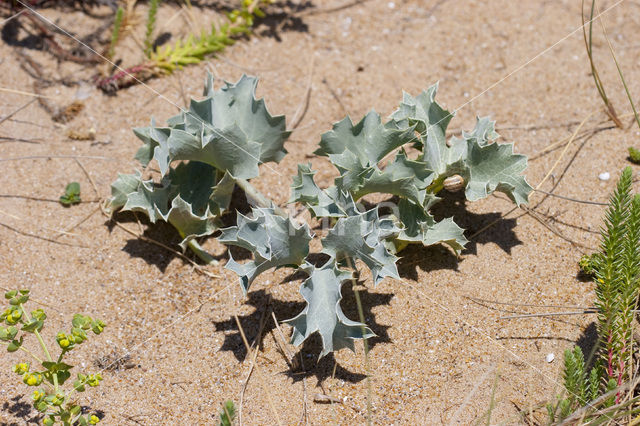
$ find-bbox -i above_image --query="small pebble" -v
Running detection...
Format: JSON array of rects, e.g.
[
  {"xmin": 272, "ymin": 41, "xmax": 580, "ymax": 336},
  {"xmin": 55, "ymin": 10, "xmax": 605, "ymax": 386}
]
[
  {"xmin": 388, "ymin": 2, "xmax": 395, "ymax": 8},
  {"xmin": 546, "ymin": 353, "xmax": 555, "ymax": 363},
  {"xmin": 599, "ymin": 172, "xmax": 610, "ymax": 181}
]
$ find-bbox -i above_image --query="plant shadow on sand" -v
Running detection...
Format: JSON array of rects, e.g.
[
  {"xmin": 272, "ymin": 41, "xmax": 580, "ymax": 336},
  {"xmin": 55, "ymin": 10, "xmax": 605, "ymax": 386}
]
[
  {"xmin": 1, "ymin": 395, "xmax": 41, "ymax": 425},
  {"xmin": 211, "ymin": 278, "xmax": 393, "ymax": 384},
  {"xmin": 395, "ymin": 191, "xmax": 522, "ymax": 280},
  {"xmin": 431, "ymin": 191, "xmax": 522, "ymax": 256},
  {"xmin": 107, "ymin": 186, "xmax": 254, "ymax": 272}
]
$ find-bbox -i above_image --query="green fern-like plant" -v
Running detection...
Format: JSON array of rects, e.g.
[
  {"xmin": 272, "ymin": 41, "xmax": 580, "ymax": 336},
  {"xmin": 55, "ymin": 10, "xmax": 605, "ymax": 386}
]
[
  {"xmin": 592, "ymin": 166, "xmax": 640, "ymax": 386},
  {"xmin": 151, "ymin": 0, "xmax": 271, "ymax": 73},
  {"xmin": 551, "ymin": 167, "xmax": 640, "ymax": 422}
]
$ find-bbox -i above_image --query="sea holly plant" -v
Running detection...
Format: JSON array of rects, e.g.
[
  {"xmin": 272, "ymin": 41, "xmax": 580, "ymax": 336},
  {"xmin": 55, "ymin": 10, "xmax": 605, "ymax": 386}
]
[
  {"xmin": 106, "ymin": 74, "xmax": 288, "ymax": 264},
  {"xmin": 108, "ymin": 74, "xmax": 532, "ymax": 357},
  {"xmin": 0, "ymin": 289, "xmax": 105, "ymax": 425}
]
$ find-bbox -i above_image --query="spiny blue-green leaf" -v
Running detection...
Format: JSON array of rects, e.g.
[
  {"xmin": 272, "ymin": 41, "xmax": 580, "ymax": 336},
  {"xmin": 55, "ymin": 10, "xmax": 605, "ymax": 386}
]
[
  {"xmin": 394, "ymin": 198, "xmax": 468, "ymax": 253},
  {"xmin": 284, "ymin": 261, "xmax": 375, "ymax": 358},
  {"xmin": 391, "ymin": 83, "xmax": 454, "ymax": 149},
  {"xmin": 315, "ymin": 111, "xmax": 416, "ymax": 164},
  {"xmin": 165, "ymin": 196, "xmax": 220, "ymax": 250},
  {"xmin": 414, "ymin": 116, "xmax": 530, "ymax": 205},
  {"xmin": 463, "ymin": 136, "xmax": 532, "ymax": 205},
  {"xmin": 219, "ymin": 208, "xmax": 312, "ymax": 292},
  {"xmin": 133, "ymin": 74, "xmax": 289, "ymax": 177},
  {"xmin": 107, "ymin": 163, "xmax": 234, "ymax": 250},
  {"xmin": 289, "ymin": 164, "xmax": 358, "ymax": 218},
  {"xmin": 171, "ymin": 74, "xmax": 288, "ymax": 164},
  {"xmin": 322, "ymin": 208, "xmax": 399, "ymax": 285},
  {"xmin": 461, "ymin": 116, "xmax": 499, "ymax": 147},
  {"xmin": 109, "ymin": 172, "xmax": 172, "ymax": 223},
  {"xmin": 345, "ymin": 152, "xmax": 435, "ymax": 204},
  {"xmin": 165, "ymin": 125, "xmax": 262, "ymax": 179},
  {"xmin": 168, "ymin": 162, "xmax": 235, "ymax": 218},
  {"xmin": 132, "ymin": 122, "xmax": 171, "ymax": 169}
]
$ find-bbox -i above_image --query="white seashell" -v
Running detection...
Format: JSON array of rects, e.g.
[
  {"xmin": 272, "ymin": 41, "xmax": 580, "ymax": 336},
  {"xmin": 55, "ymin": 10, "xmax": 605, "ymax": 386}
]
[
  {"xmin": 546, "ymin": 353, "xmax": 555, "ymax": 363},
  {"xmin": 598, "ymin": 172, "xmax": 610, "ymax": 181}
]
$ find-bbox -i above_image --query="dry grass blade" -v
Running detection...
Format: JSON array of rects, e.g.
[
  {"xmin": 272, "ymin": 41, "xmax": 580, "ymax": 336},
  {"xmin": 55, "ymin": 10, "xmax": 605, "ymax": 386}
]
[
  {"xmin": 238, "ymin": 303, "xmax": 271, "ymax": 426},
  {"xmin": 596, "ymin": 1, "xmax": 640, "ymax": 132},
  {"xmin": 289, "ymin": 57, "xmax": 315, "ymax": 131},
  {"xmin": 234, "ymin": 314, "xmax": 283, "ymax": 426},
  {"xmin": 582, "ymin": 0, "xmax": 623, "ymax": 128},
  {"xmin": 532, "ymin": 189, "xmax": 608, "ymax": 206},
  {"xmin": 0, "ymin": 98, "xmax": 37, "ymax": 127}
]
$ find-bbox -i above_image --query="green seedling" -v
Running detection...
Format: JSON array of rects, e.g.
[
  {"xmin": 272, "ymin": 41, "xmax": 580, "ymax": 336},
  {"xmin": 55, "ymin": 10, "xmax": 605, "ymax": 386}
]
[
  {"xmin": 1, "ymin": 289, "xmax": 105, "ymax": 425},
  {"xmin": 59, "ymin": 182, "xmax": 81, "ymax": 206},
  {"xmin": 218, "ymin": 400, "xmax": 236, "ymax": 426}
]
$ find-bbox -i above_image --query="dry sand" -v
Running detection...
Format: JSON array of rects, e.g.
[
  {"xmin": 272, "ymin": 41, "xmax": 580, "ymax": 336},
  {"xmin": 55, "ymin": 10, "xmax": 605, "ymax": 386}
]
[{"xmin": 2, "ymin": 0, "xmax": 640, "ymax": 424}]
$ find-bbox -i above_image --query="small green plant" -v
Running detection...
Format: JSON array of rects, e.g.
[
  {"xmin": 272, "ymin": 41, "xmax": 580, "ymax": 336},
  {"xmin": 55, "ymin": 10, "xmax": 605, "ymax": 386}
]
[
  {"xmin": 578, "ymin": 253, "xmax": 598, "ymax": 275},
  {"xmin": 550, "ymin": 167, "xmax": 640, "ymax": 422},
  {"xmin": 628, "ymin": 147, "xmax": 640, "ymax": 165},
  {"xmin": 144, "ymin": 0, "xmax": 160, "ymax": 58},
  {"xmin": 108, "ymin": 73, "xmax": 532, "ymax": 357},
  {"xmin": 98, "ymin": 0, "xmax": 273, "ymax": 91},
  {"xmin": 0, "ymin": 289, "xmax": 105, "ymax": 425},
  {"xmin": 107, "ymin": 6, "xmax": 124, "ymax": 60},
  {"xmin": 218, "ymin": 400, "xmax": 236, "ymax": 426},
  {"xmin": 59, "ymin": 182, "xmax": 81, "ymax": 206}
]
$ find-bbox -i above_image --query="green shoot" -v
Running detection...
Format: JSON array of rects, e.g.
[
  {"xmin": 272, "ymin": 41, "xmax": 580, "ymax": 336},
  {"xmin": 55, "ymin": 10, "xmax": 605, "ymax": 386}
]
[
  {"xmin": 144, "ymin": 0, "xmax": 160, "ymax": 58},
  {"xmin": 59, "ymin": 182, "xmax": 81, "ymax": 206},
  {"xmin": 628, "ymin": 147, "xmax": 640, "ymax": 164},
  {"xmin": 108, "ymin": 6, "xmax": 124, "ymax": 60},
  {"xmin": 218, "ymin": 400, "xmax": 236, "ymax": 426}
]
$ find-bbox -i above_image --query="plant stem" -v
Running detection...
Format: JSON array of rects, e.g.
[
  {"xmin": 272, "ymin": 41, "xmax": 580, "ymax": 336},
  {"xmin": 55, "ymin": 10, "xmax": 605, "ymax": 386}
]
[
  {"xmin": 353, "ymin": 287, "xmax": 372, "ymax": 426},
  {"xmin": 235, "ymin": 178, "xmax": 288, "ymax": 218},
  {"xmin": 0, "ymin": 341, "xmax": 43, "ymax": 363},
  {"xmin": 21, "ymin": 303, "xmax": 58, "ymax": 391},
  {"xmin": 186, "ymin": 239, "xmax": 217, "ymax": 265}
]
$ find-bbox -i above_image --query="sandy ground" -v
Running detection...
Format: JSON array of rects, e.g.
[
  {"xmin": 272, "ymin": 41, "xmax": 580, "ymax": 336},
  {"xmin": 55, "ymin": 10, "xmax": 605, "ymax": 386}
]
[{"xmin": 2, "ymin": 0, "xmax": 640, "ymax": 424}]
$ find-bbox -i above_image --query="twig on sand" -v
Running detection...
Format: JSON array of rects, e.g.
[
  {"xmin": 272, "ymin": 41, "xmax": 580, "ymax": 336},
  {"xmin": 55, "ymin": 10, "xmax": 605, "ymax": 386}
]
[
  {"xmin": 0, "ymin": 219, "xmax": 87, "ymax": 248},
  {"xmin": 0, "ymin": 98, "xmax": 37, "ymax": 127},
  {"xmin": 322, "ymin": 77, "xmax": 349, "ymax": 116},
  {"xmin": 500, "ymin": 310, "xmax": 598, "ymax": 320},
  {"xmin": 238, "ymin": 302, "xmax": 271, "ymax": 424},
  {"xmin": 234, "ymin": 311, "xmax": 283, "ymax": 426},
  {"xmin": 532, "ymin": 189, "xmax": 608, "ymax": 206},
  {"xmin": 54, "ymin": 205, "xmax": 101, "ymax": 240},
  {"xmin": 295, "ymin": 0, "xmax": 370, "ymax": 17},
  {"xmin": 520, "ymin": 205, "xmax": 590, "ymax": 250},
  {"xmin": 289, "ymin": 57, "xmax": 315, "ymax": 131},
  {"xmin": 463, "ymin": 295, "xmax": 593, "ymax": 311},
  {"xmin": 0, "ymin": 155, "xmax": 115, "ymax": 162},
  {"xmin": 101, "ymin": 205, "xmax": 221, "ymax": 278},
  {"xmin": 74, "ymin": 158, "xmax": 100, "ymax": 198},
  {"xmin": 271, "ymin": 311, "xmax": 308, "ymax": 424},
  {"xmin": 0, "ymin": 136, "xmax": 42, "ymax": 144},
  {"xmin": 0, "ymin": 86, "xmax": 54, "ymax": 98}
]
